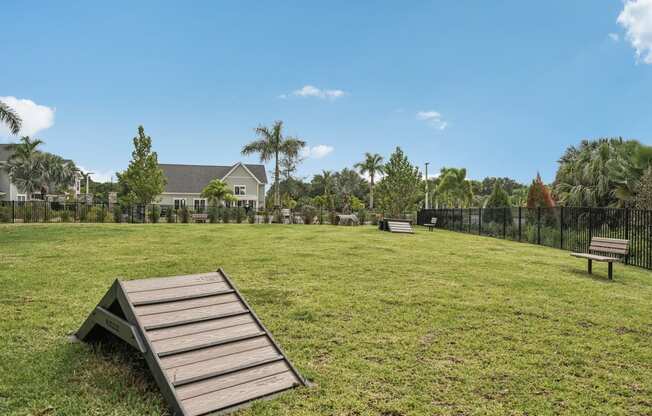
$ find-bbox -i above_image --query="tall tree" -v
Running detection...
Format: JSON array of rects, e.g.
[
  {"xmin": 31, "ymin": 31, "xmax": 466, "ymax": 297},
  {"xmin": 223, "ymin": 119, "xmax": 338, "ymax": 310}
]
[
  {"xmin": 241, "ymin": 121, "xmax": 305, "ymax": 210},
  {"xmin": 635, "ymin": 167, "xmax": 652, "ymax": 210},
  {"xmin": 527, "ymin": 173, "xmax": 556, "ymax": 208},
  {"xmin": 436, "ymin": 167, "xmax": 473, "ymax": 208},
  {"xmin": 354, "ymin": 152, "xmax": 384, "ymax": 210},
  {"xmin": 201, "ymin": 179, "xmax": 237, "ymax": 206},
  {"xmin": 334, "ymin": 168, "xmax": 367, "ymax": 213},
  {"xmin": 375, "ymin": 147, "xmax": 421, "ymax": 217},
  {"xmin": 0, "ymin": 100, "xmax": 22, "ymax": 135},
  {"xmin": 483, "ymin": 180, "xmax": 512, "ymax": 223},
  {"xmin": 311, "ymin": 170, "xmax": 336, "ymax": 210},
  {"xmin": 117, "ymin": 126, "xmax": 166, "ymax": 205}
]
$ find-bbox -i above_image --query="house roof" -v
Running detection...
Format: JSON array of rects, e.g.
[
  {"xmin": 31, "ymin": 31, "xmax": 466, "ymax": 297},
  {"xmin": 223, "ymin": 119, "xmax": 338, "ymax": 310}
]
[{"xmin": 160, "ymin": 163, "xmax": 267, "ymax": 193}]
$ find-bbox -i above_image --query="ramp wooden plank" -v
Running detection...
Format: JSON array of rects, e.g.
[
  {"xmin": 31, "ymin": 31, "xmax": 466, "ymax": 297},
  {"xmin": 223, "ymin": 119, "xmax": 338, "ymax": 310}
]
[
  {"xmin": 160, "ymin": 336, "xmax": 271, "ymax": 370},
  {"xmin": 134, "ymin": 293, "xmax": 240, "ymax": 317},
  {"xmin": 166, "ymin": 346, "xmax": 282, "ymax": 386},
  {"xmin": 175, "ymin": 361, "xmax": 291, "ymax": 401},
  {"xmin": 147, "ymin": 315, "xmax": 255, "ymax": 342},
  {"xmin": 139, "ymin": 301, "xmax": 248, "ymax": 330},
  {"xmin": 182, "ymin": 372, "xmax": 299, "ymax": 416},
  {"xmin": 153, "ymin": 323, "xmax": 264, "ymax": 356},
  {"xmin": 128, "ymin": 282, "xmax": 232, "ymax": 306},
  {"xmin": 77, "ymin": 269, "xmax": 306, "ymax": 416},
  {"xmin": 123, "ymin": 272, "xmax": 225, "ymax": 293}
]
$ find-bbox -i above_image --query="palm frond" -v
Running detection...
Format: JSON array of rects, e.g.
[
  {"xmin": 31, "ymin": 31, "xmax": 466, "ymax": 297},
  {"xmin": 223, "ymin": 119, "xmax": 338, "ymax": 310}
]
[{"xmin": 0, "ymin": 101, "xmax": 22, "ymax": 135}]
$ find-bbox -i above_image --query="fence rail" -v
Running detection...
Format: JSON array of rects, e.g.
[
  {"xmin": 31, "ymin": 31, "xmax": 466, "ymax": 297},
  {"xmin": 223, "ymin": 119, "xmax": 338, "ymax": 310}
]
[{"xmin": 418, "ymin": 207, "xmax": 652, "ymax": 271}]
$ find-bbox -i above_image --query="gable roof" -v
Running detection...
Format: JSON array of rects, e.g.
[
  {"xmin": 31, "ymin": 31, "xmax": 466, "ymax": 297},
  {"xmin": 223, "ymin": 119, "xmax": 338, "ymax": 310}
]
[{"xmin": 160, "ymin": 163, "xmax": 267, "ymax": 193}]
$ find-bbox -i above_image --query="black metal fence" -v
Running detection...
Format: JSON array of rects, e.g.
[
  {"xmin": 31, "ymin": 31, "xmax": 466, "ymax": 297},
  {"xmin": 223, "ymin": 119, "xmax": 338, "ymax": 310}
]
[
  {"xmin": 0, "ymin": 201, "xmax": 254, "ymax": 224},
  {"xmin": 418, "ymin": 207, "xmax": 652, "ymax": 271}
]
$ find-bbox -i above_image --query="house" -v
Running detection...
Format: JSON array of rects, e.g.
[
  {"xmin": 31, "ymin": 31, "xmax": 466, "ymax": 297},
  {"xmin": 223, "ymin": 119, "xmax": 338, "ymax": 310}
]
[
  {"xmin": 0, "ymin": 144, "xmax": 82, "ymax": 201},
  {"xmin": 158, "ymin": 162, "xmax": 267, "ymax": 211}
]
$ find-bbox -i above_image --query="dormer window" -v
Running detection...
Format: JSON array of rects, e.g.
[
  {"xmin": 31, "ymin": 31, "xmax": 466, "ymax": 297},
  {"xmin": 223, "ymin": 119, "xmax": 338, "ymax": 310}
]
[{"xmin": 234, "ymin": 185, "xmax": 246, "ymax": 195}]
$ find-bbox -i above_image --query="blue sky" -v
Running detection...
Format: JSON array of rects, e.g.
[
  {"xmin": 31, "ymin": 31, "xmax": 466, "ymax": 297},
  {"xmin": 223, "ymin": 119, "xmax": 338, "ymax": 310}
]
[{"xmin": 2, "ymin": 1, "xmax": 652, "ymax": 184}]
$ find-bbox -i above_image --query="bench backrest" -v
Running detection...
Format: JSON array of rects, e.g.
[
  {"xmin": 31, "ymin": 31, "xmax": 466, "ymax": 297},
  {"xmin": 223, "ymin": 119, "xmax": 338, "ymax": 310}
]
[
  {"xmin": 430, "ymin": 217, "xmax": 437, "ymax": 224},
  {"xmin": 589, "ymin": 237, "xmax": 629, "ymax": 257}
]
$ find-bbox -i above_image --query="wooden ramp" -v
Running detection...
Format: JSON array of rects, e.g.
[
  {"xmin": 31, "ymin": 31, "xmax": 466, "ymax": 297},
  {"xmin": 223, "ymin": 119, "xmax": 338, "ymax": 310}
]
[
  {"xmin": 77, "ymin": 269, "xmax": 305, "ymax": 416},
  {"xmin": 386, "ymin": 219, "xmax": 414, "ymax": 234}
]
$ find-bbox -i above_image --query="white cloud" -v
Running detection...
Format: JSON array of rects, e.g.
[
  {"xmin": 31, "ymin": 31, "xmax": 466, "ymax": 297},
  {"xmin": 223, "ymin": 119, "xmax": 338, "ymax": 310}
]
[
  {"xmin": 416, "ymin": 110, "xmax": 448, "ymax": 130},
  {"xmin": 301, "ymin": 144, "xmax": 334, "ymax": 159},
  {"xmin": 608, "ymin": 32, "xmax": 620, "ymax": 42},
  {"xmin": 286, "ymin": 85, "xmax": 347, "ymax": 100},
  {"xmin": 617, "ymin": 0, "xmax": 652, "ymax": 64},
  {"xmin": 77, "ymin": 165, "xmax": 117, "ymax": 183},
  {"xmin": 0, "ymin": 96, "xmax": 55, "ymax": 137}
]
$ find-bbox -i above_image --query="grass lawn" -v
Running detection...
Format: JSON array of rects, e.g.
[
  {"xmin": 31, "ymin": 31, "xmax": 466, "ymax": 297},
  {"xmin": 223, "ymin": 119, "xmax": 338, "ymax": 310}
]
[{"xmin": 1, "ymin": 224, "xmax": 651, "ymax": 416}]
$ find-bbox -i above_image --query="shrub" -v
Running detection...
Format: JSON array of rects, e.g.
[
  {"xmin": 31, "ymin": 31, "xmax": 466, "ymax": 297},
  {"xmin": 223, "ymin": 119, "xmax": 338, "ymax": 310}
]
[
  {"xmin": 247, "ymin": 210, "xmax": 255, "ymax": 224},
  {"xmin": 0, "ymin": 206, "xmax": 11, "ymax": 223},
  {"xmin": 357, "ymin": 209, "xmax": 367, "ymax": 225},
  {"xmin": 370, "ymin": 213, "xmax": 379, "ymax": 226},
  {"xmin": 150, "ymin": 206, "xmax": 160, "ymax": 223},
  {"xmin": 60, "ymin": 208, "xmax": 72, "ymax": 223},
  {"xmin": 329, "ymin": 210, "xmax": 337, "ymax": 225},
  {"xmin": 166, "ymin": 207, "xmax": 176, "ymax": 223},
  {"xmin": 222, "ymin": 207, "xmax": 231, "ymax": 223},
  {"xmin": 263, "ymin": 211, "xmax": 270, "ymax": 224},
  {"xmin": 302, "ymin": 206, "xmax": 317, "ymax": 225},
  {"xmin": 208, "ymin": 205, "xmax": 219, "ymax": 223},
  {"xmin": 235, "ymin": 207, "xmax": 245, "ymax": 223},
  {"xmin": 180, "ymin": 207, "xmax": 190, "ymax": 223},
  {"xmin": 113, "ymin": 206, "xmax": 123, "ymax": 223}
]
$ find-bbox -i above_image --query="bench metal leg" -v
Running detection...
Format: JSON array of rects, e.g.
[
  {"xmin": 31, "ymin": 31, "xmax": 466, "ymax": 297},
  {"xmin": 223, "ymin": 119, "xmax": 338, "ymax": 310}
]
[
  {"xmin": 608, "ymin": 262, "xmax": 613, "ymax": 280},
  {"xmin": 588, "ymin": 259, "xmax": 592, "ymax": 274}
]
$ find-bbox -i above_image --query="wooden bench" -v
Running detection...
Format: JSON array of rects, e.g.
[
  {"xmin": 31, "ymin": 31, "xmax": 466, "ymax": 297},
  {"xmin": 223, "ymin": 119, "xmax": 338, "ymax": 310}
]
[
  {"xmin": 191, "ymin": 213, "xmax": 208, "ymax": 223},
  {"xmin": 423, "ymin": 217, "xmax": 437, "ymax": 231},
  {"xmin": 571, "ymin": 237, "xmax": 629, "ymax": 280}
]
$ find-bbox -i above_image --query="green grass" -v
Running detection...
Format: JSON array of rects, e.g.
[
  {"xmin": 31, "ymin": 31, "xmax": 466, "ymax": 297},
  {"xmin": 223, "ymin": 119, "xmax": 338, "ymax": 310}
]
[{"xmin": 1, "ymin": 224, "xmax": 651, "ymax": 416}]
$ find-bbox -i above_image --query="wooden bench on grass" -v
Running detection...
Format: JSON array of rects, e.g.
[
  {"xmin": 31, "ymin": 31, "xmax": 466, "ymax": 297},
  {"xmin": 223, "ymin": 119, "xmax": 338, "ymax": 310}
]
[
  {"xmin": 423, "ymin": 217, "xmax": 437, "ymax": 231},
  {"xmin": 191, "ymin": 213, "xmax": 208, "ymax": 223},
  {"xmin": 571, "ymin": 237, "xmax": 629, "ymax": 280}
]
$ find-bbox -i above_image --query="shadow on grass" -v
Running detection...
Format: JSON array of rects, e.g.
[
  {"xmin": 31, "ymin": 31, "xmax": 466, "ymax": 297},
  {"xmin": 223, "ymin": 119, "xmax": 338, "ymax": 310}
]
[{"xmin": 560, "ymin": 265, "xmax": 624, "ymax": 285}]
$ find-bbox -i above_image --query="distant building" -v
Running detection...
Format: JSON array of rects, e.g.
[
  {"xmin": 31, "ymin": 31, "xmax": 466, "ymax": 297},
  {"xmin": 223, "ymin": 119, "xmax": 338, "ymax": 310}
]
[
  {"xmin": 0, "ymin": 143, "xmax": 82, "ymax": 201},
  {"xmin": 158, "ymin": 162, "xmax": 267, "ymax": 211}
]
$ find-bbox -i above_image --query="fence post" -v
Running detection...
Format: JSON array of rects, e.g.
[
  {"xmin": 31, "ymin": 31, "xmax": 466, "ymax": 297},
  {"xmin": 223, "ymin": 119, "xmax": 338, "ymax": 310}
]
[
  {"xmin": 560, "ymin": 207, "xmax": 564, "ymax": 250},
  {"xmin": 588, "ymin": 207, "xmax": 592, "ymax": 245},
  {"xmin": 479, "ymin": 208, "xmax": 482, "ymax": 235},
  {"xmin": 537, "ymin": 207, "xmax": 541, "ymax": 245},
  {"xmin": 624, "ymin": 209, "xmax": 630, "ymax": 265},
  {"xmin": 518, "ymin": 207, "xmax": 522, "ymax": 241}
]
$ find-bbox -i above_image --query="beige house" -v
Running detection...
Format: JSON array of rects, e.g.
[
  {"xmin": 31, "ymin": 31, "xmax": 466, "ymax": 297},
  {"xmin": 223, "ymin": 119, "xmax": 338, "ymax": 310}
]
[{"xmin": 158, "ymin": 162, "xmax": 267, "ymax": 211}]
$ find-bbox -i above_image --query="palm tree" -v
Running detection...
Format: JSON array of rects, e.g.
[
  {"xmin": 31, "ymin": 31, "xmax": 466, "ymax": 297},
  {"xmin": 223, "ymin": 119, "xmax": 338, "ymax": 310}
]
[
  {"xmin": 312, "ymin": 170, "xmax": 336, "ymax": 210},
  {"xmin": 7, "ymin": 136, "xmax": 43, "ymax": 162},
  {"xmin": 201, "ymin": 179, "xmax": 237, "ymax": 206},
  {"xmin": 354, "ymin": 153, "xmax": 384, "ymax": 210},
  {"xmin": 241, "ymin": 121, "xmax": 305, "ymax": 210},
  {"xmin": 0, "ymin": 100, "xmax": 22, "ymax": 135},
  {"xmin": 436, "ymin": 167, "xmax": 473, "ymax": 208}
]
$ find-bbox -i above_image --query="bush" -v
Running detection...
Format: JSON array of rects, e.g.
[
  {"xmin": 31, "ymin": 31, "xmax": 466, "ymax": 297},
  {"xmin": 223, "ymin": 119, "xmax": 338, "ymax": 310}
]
[
  {"xmin": 235, "ymin": 207, "xmax": 245, "ymax": 223},
  {"xmin": 370, "ymin": 213, "xmax": 379, "ymax": 226},
  {"xmin": 263, "ymin": 211, "xmax": 270, "ymax": 224},
  {"xmin": 113, "ymin": 206, "xmax": 123, "ymax": 223},
  {"xmin": 329, "ymin": 211, "xmax": 337, "ymax": 225},
  {"xmin": 150, "ymin": 206, "xmax": 160, "ymax": 223},
  {"xmin": 0, "ymin": 206, "xmax": 11, "ymax": 223},
  {"xmin": 180, "ymin": 207, "xmax": 190, "ymax": 223},
  {"xmin": 208, "ymin": 205, "xmax": 219, "ymax": 223},
  {"xmin": 302, "ymin": 206, "xmax": 317, "ymax": 225},
  {"xmin": 357, "ymin": 209, "xmax": 367, "ymax": 225},
  {"xmin": 222, "ymin": 207, "xmax": 231, "ymax": 223},
  {"xmin": 166, "ymin": 207, "xmax": 176, "ymax": 223},
  {"xmin": 60, "ymin": 208, "xmax": 72, "ymax": 223},
  {"xmin": 247, "ymin": 210, "xmax": 255, "ymax": 224}
]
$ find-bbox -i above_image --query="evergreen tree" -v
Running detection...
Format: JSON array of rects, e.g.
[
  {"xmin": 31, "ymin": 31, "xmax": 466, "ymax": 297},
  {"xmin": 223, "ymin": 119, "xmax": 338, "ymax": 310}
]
[
  {"xmin": 635, "ymin": 167, "xmax": 652, "ymax": 210},
  {"xmin": 117, "ymin": 126, "xmax": 166, "ymax": 205},
  {"xmin": 526, "ymin": 173, "xmax": 556, "ymax": 225},
  {"xmin": 483, "ymin": 181, "xmax": 512, "ymax": 224},
  {"xmin": 375, "ymin": 147, "xmax": 421, "ymax": 217}
]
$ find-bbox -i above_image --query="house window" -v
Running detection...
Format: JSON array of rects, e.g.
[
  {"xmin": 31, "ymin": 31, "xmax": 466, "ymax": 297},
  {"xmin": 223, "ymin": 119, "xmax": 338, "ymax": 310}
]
[
  {"xmin": 234, "ymin": 185, "xmax": 246, "ymax": 195},
  {"xmin": 174, "ymin": 199, "xmax": 186, "ymax": 210},
  {"xmin": 193, "ymin": 199, "xmax": 206, "ymax": 212},
  {"xmin": 16, "ymin": 195, "xmax": 26, "ymax": 202}
]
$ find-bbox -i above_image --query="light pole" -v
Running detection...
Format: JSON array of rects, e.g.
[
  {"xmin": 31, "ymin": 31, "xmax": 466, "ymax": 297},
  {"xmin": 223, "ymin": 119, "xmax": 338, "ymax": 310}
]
[{"xmin": 424, "ymin": 162, "xmax": 430, "ymax": 209}]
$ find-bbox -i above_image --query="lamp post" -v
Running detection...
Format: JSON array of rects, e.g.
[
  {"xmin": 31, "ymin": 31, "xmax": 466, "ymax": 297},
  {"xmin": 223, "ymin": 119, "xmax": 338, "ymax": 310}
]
[{"xmin": 424, "ymin": 162, "xmax": 430, "ymax": 210}]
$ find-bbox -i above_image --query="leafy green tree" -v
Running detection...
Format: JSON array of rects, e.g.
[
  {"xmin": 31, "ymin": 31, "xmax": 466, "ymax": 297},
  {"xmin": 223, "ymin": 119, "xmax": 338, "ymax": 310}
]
[
  {"xmin": 117, "ymin": 126, "xmax": 166, "ymax": 205},
  {"xmin": 635, "ymin": 167, "xmax": 652, "ymax": 210},
  {"xmin": 483, "ymin": 180, "xmax": 512, "ymax": 223},
  {"xmin": 375, "ymin": 147, "xmax": 422, "ymax": 217},
  {"xmin": 0, "ymin": 100, "xmax": 21, "ymax": 135},
  {"xmin": 436, "ymin": 167, "xmax": 473, "ymax": 208},
  {"xmin": 354, "ymin": 152, "xmax": 385, "ymax": 210},
  {"xmin": 311, "ymin": 170, "xmax": 336, "ymax": 210},
  {"xmin": 334, "ymin": 168, "xmax": 367, "ymax": 212},
  {"xmin": 241, "ymin": 121, "xmax": 305, "ymax": 209},
  {"xmin": 201, "ymin": 179, "xmax": 237, "ymax": 206}
]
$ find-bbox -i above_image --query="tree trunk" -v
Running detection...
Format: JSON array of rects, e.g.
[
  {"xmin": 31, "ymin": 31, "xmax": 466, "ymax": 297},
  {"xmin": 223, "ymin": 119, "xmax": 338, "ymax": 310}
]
[
  {"xmin": 274, "ymin": 149, "xmax": 280, "ymax": 208},
  {"xmin": 369, "ymin": 175, "xmax": 374, "ymax": 210}
]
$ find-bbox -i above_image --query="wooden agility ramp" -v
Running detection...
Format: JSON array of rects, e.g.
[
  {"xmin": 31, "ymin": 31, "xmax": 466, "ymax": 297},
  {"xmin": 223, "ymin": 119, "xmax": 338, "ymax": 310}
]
[
  {"xmin": 77, "ymin": 268, "xmax": 306, "ymax": 416},
  {"xmin": 379, "ymin": 218, "xmax": 414, "ymax": 234}
]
